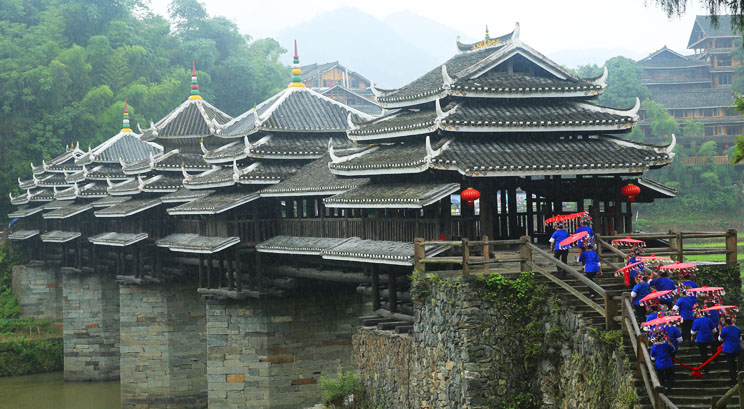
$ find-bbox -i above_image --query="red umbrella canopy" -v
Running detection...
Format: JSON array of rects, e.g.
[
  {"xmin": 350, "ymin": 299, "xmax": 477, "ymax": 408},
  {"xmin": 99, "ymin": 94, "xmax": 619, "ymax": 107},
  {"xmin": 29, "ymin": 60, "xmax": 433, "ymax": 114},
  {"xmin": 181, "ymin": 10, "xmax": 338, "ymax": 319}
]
[
  {"xmin": 616, "ymin": 261, "xmax": 644, "ymax": 274},
  {"xmin": 658, "ymin": 262, "xmax": 697, "ymax": 271},
  {"xmin": 686, "ymin": 286, "xmax": 725, "ymax": 294},
  {"xmin": 639, "ymin": 290, "xmax": 674, "ymax": 305},
  {"xmin": 643, "ymin": 315, "xmax": 683, "ymax": 330},
  {"xmin": 701, "ymin": 305, "xmax": 739, "ymax": 312},
  {"xmin": 559, "ymin": 230, "xmax": 589, "ymax": 247},
  {"xmin": 611, "ymin": 237, "xmax": 646, "ymax": 247}
]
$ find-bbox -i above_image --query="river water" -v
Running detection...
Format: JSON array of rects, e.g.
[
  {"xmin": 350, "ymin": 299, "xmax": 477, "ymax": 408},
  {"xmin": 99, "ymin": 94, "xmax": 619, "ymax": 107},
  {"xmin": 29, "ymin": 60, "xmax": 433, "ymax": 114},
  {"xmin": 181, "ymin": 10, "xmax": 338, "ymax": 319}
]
[{"xmin": 0, "ymin": 372, "xmax": 120, "ymax": 409}]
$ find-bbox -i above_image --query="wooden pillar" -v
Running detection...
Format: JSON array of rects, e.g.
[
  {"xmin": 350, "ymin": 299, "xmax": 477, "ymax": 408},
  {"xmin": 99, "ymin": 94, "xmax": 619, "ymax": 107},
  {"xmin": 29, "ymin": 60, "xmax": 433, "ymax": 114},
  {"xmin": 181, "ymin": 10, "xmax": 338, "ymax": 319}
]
[
  {"xmin": 206, "ymin": 254, "xmax": 213, "ymax": 289},
  {"xmin": 218, "ymin": 252, "xmax": 225, "ymax": 289},
  {"xmin": 138, "ymin": 244, "xmax": 144, "ymax": 278},
  {"xmin": 198, "ymin": 255, "xmax": 205, "ymax": 288},
  {"xmin": 371, "ymin": 265, "xmax": 381, "ymax": 311},
  {"xmin": 499, "ymin": 189, "xmax": 508, "ymax": 239},
  {"xmin": 726, "ymin": 229, "xmax": 738, "ymax": 265},
  {"xmin": 614, "ymin": 177, "xmax": 623, "ymax": 234},
  {"xmin": 479, "ymin": 185, "xmax": 494, "ymax": 239},
  {"xmin": 227, "ymin": 254, "xmax": 235, "ymax": 291},
  {"xmin": 388, "ymin": 272, "xmax": 397, "ymax": 313},
  {"xmin": 526, "ymin": 190, "xmax": 534, "ymax": 239},
  {"xmin": 76, "ymin": 239, "xmax": 82, "ymax": 269},
  {"xmin": 624, "ymin": 200, "xmax": 633, "ymax": 233},
  {"xmin": 413, "ymin": 238, "xmax": 425, "ymax": 272},
  {"xmin": 535, "ymin": 196, "xmax": 543, "ymax": 234},
  {"xmin": 234, "ymin": 247, "xmax": 243, "ymax": 293},
  {"xmin": 507, "ymin": 186, "xmax": 518, "ymax": 239},
  {"xmin": 255, "ymin": 251, "xmax": 263, "ymax": 292},
  {"xmin": 155, "ymin": 246, "xmax": 162, "ymax": 278},
  {"xmin": 462, "ymin": 238, "xmax": 470, "ymax": 275},
  {"xmin": 520, "ymin": 236, "xmax": 532, "ymax": 272}
]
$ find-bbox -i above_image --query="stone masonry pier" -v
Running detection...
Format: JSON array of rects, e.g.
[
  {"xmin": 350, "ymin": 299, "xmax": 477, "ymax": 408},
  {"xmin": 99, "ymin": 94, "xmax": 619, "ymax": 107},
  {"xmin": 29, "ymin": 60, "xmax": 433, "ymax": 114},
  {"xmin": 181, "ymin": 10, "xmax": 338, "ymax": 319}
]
[
  {"xmin": 12, "ymin": 261, "xmax": 63, "ymax": 321},
  {"xmin": 119, "ymin": 280, "xmax": 207, "ymax": 409},
  {"xmin": 206, "ymin": 289, "xmax": 366, "ymax": 409},
  {"xmin": 62, "ymin": 268, "xmax": 120, "ymax": 381}
]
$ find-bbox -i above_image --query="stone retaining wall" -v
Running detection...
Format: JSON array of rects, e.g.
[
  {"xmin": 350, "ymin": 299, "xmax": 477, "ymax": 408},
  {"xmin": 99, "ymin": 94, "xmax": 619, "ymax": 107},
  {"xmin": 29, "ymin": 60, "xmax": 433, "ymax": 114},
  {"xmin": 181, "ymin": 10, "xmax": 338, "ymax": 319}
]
[
  {"xmin": 206, "ymin": 289, "xmax": 366, "ymax": 409},
  {"xmin": 354, "ymin": 275, "xmax": 635, "ymax": 409},
  {"xmin": 12, "ymin": 262, "xmax": 62, "ymax": 321},
  {"xmin": 62, "ymin": 268, "xmax": 120, "ymax": 381}
]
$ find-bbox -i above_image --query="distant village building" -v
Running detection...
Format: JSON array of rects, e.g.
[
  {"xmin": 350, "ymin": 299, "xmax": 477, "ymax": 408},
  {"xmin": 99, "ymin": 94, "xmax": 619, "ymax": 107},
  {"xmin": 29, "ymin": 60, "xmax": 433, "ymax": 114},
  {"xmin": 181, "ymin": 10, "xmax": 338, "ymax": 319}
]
[
  {"xmin": 638, "ymin": 15, "xmax": 743, "ymax": 144},
  {"xmin": 300, "ymin": 61, "xmax": 381, "ymax": 115}
]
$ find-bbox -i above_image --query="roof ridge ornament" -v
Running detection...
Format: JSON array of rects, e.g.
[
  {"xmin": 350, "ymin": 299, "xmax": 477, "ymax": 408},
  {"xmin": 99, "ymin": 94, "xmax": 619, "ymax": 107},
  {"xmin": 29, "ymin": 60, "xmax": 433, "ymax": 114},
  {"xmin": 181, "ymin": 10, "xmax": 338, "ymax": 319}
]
[
  {"xmin": 137, "ymin": 175, "xmax": 146, "ymax": 190},
  {"xmin": 662, "ymin": 134, "xmax": 677, "ymax": 154},
  {"xmin": 346, "ymin": 113, "xmax": 359, "ymax": 131},
  {"xmin": 182, "ymin": 162, "xmax": 192, "ymax": 180},
  {"xmin": 591, "ymin": 66, "xmax": 609, "ymax": 86},
  {"xmin": 188, "ymin": 61, "xmax": 203, "ymax": 100},
  {"xmin": 442, "ymin": 65, "xmax": 455, "ymax": 88},
  {"xmin": 288, "ymin": 40, "xmax": 306, "ymax": 88},
  {"xmin": 119, "ymin": 154, "xmax": 126, "ymax": 168},
  {"xmin": 106, "ymin": 177, "xmax": 114, "ymax": 188},
  {"xmin": 425, "ymin": 136, "xmax": 451, "ymax": 161},
  {"xmin": 42, "ymin": 160, "xmax": 48, "ymax": 172},
  {"xmin": 82, "ymin": 164, "xmax": 89, "ymax": 176},
  {"xmin": 149, "ymin": 151, "xmax": 156, "ymax": 168},
  {"xmin": 232, "ymin": 158, "xmax": 240, "ymax": 182},
  {"xmin": 121, "ymin": 100, "xmax": 133, "ymax": 132},
  {"xmin": 244, "ymin": 135, "xmax": 252, "ymax": 154},
  {"xmin": 200, "ymin": 138, "xmax": 209, "ymax": 155},
  {"xmin": 73, "ymin": 183, "xmax": 79, "ymax": 196},
  {"xmin": 512, "ymin": 22, "xmax": 520, "ymax": 40}
]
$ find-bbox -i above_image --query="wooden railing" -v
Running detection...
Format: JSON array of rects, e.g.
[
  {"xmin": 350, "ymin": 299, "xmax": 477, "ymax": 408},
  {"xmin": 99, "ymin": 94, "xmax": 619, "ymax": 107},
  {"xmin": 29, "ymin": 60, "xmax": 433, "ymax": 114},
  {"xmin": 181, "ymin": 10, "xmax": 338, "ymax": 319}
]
[
  {"xmin": 621, "ymin": 293, "xmax": 679, "ymax": 409},
  {"xmin": 712, "ymin": 371, "xmax": 744, "ymax": 408},
  {"xmin": 596, "ymin": 230, "xmax": 738, "ymax": 265},
  {"xmin": 413, "ymin": 235, "xmax": 618, "ymax": 329}
]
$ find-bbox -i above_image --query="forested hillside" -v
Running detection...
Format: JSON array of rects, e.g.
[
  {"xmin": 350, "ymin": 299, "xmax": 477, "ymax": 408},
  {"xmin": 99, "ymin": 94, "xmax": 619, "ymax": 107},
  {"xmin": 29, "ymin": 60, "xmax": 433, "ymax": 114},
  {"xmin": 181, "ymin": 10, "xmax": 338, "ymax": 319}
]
[{"xmin": 0, "ymin": 0, "xmax": 288, "ymax": 217}]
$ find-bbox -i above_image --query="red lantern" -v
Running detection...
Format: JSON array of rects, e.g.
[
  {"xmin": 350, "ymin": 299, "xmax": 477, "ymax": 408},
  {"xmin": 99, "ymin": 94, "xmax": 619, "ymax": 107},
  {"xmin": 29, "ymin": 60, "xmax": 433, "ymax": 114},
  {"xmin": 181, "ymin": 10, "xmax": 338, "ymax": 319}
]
[
  {"xmin": 621, "ymin": 183, "xmax": 641, "ymax": 202},
  {"xmin": 461, "ymin": 188, "xmax": 480, "ymax": 206}
]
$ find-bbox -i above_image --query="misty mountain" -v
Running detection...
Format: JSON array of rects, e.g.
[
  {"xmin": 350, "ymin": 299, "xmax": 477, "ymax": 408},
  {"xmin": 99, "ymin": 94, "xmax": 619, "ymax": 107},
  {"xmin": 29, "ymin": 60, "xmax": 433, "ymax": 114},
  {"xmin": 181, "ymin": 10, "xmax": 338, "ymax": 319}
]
[{"xmin": 276, "ymin": 8, "xmax": 465, "ymax": 88}]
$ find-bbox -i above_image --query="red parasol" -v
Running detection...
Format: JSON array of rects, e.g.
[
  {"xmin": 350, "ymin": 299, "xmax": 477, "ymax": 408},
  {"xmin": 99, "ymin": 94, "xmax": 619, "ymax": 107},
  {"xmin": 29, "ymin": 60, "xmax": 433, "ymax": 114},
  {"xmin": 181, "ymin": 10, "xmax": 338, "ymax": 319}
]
[
  {"xmin": 639, "ymin": 290, "xmax": 674, "ymax": 306},
  {"xmin": 701, "ymin": 305, "xmax": 739, "ymax": 313},
  {"xmin": 639, "ymin": 255, "xmax": 673, "ymax": 262},
  {"xmin": 614, "ymin": 261, "xmax": 644, "ymax": 286},
  {"xmin": 544, "ymin": 211, "xmax": 592, "ymax": 228},
  {"xmin": 559, "ymin": 230, "xmax": 589, "ymax": 247},
  {"xmin": 611, "ymin": 237, "xmax": 646, "ymax": 248},
  {"xmin": 658, "ymin": 262, "xmax": 697, "ymax": 271},
  {"xmin": 643, "ymin": 314, "xmax": 683, "ymax": 330},
  {"xmin": 686, "ymin": 286, "xmax": 725, "ymax": 294}
]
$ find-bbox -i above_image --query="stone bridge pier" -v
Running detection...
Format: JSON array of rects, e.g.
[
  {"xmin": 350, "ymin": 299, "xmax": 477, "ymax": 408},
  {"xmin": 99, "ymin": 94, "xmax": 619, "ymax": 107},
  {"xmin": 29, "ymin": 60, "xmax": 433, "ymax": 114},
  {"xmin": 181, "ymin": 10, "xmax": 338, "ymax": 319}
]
[
  {"xmin": 205, "ymin": 288, "xmax": 366, "ymax": 409},
  {"xmin": 62, "ymin": 268, "xmax": 120, "ymax": 381},
  {"xmin": 119, "ymin": 280, "xmax": 207, "ymax": 409},
  {"xmin": 11, "ymin": 261, "xmax": 63, "ymax": 321}
]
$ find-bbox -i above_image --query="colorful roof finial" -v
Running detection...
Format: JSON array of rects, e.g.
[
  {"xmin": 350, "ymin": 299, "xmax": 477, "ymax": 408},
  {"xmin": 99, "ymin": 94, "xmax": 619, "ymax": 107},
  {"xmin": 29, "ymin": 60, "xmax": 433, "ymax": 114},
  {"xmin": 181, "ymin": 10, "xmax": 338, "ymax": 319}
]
[
  {"xmin": 485, "ymin": 25, "xmax": 490, "ymax": 40},
  {"xmin": 121, "ymin": 100, "xmax": 133, "ymax": 132},
  {"xmin": 288, "ymin": 40, "xmax": 306, "ymax": 88},
  {"xmin": 189, "ymin": 61, "xmax": 203, "ymax": 100}
]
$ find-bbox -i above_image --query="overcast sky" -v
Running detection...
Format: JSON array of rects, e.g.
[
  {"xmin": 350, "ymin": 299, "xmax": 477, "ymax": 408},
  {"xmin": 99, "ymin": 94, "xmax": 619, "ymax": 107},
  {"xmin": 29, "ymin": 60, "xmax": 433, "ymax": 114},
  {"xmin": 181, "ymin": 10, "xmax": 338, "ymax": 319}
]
[{"xmin": 147, "ymin": 0, "xmax": 713, "ymax": 58}]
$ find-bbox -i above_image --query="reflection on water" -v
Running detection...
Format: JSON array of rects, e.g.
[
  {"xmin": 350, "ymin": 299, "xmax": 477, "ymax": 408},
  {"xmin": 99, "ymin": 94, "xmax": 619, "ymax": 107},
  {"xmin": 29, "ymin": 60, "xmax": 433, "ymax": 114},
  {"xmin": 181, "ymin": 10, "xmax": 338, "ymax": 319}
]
[{"xmin": 0, "ymin": 372, "xmax": 120, "ymax": 409}]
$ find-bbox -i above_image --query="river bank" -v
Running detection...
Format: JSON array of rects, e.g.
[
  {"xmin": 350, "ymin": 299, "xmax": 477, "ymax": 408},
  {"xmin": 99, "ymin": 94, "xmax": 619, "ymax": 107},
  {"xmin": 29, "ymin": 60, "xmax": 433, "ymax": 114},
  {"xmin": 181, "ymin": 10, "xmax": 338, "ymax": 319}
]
[{"xmin": 0, "ymin": 371, "xmax": 120, "ymax": 409}]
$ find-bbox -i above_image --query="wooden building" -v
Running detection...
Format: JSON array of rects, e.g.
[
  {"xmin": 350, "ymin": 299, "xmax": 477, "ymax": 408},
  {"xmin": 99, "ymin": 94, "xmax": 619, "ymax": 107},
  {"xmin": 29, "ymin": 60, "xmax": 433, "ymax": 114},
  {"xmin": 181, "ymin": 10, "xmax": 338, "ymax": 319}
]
[
  {"xmin": 7, "ymin": 29, "xmax": 676, "ymax": 312},
  {"xmin": 300, "ymin": 61, "xmax": 381, "ymax": 115},
  {"xmin": 638, "ymin": 16, "xmax": 744, "ymax": 143}
]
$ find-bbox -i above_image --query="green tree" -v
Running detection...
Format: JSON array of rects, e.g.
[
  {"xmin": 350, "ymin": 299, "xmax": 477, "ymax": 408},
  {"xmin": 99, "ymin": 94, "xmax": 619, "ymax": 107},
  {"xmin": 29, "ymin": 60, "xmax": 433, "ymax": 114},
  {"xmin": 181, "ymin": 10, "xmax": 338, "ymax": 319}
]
[
  {"xmin": 643, "ymin": 99, "xmax": 679, "ymax": 138},
  {"xmin": 598, "ymin": 56, "xmax": 650, "ymax": 108},
  {"xmin": 682, "ymin": 120, "xmax": 704, "ymax": 137}
]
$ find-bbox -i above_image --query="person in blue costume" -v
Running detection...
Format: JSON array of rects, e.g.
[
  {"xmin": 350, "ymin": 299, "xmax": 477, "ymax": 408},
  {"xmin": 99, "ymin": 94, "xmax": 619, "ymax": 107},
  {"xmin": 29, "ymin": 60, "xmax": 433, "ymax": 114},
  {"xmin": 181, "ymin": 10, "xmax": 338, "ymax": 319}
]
[
  {"xmin": 577, "ymin": 243, "xmax": 601, "ymax": 298},
  {"xmin": 672, "ymin": 290, "xmax": 698, "ymax": 343},
  {"xmin": 718, "ymin": 318, "xmax": 742, "ymax": 386},
  {"xmin": 650, "ymin": 271, "xmax": 676, "ymax": 309},
  {"xmin": 705, "ymin": 301, "xmax": 722, "ymax": 347},
  {"xmin": 575, "ymin": 220, "xmax": 594, "ymax": 256},
  {"xmin": 679, "ymin": 272, "xmax": 697, "ymax": 289},
  {"xmin": 626, "ymin": 250, "xmax": 644, "ymax": 280},
  {"xmin": 691, "ymin": 308, "xmax": 717, "ymax": 368},
  {"xmin": 631, "ymin": 274, "xmax": 651, "ymax": 323},
  {"xmin": 650, "ymin": 328, "xmax": 676, "ymax": 393},
  {"xmin": 549, "ymin": 223, "xmax": 570, "ymax": 277}
]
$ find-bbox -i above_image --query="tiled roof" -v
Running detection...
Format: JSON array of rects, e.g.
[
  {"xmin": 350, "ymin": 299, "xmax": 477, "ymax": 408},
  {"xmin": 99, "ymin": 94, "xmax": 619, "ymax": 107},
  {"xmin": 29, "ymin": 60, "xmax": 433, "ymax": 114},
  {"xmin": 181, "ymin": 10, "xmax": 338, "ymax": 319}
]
[
  {"xmin": 204, "ymin": 134, "xmax": 352, "ymax": 163},
  {"xmin": 89, "ymin": 232, "xmax": 148, "ymax": 247},
  {"xmin": 76, "ymin": 132, "xmax": 162, "ymax": 164},
  {"xmin": 142, "ymin": 99, "xmax": 232, "ymax": 140},
  {"xmin": 328, "ymin": 138, "xmax": 448, "ymax": 176},
  {"xmin": 47, "ymin": 162, "xmax": 83, "ymax": 173},
  {"xmin": 138, "ymin": 174, "xmax": 183, "ymax": 193},
  {"xmin": 300, "ymin": 61, "xmax": 370, "ymax": 84},
  {"xmin": 319, "ymin": 85, "xmax": 382, "ymax": 115},
  {"xmin": 160, "ymin": 188, "xmax": 214, "ymax": 203},
  {"xmin": 166, "ymin": 192, "xmax": 259, "ymax": 215},
  {"xmin": 9, "ymin": 192, "xmax": 30, "ymax": 206},
  {"xmin": 450, "ymin": 71, "xmax": 603, "ymax": 97},
  {"xmin": 430, "ymin": 134, "xmax": 673, "ymax": 177},
  {"xmin": 324, "ymin": 182, "xmax": 460, "ymax": 209},
  {"xmin": 42, "ymin": 200, "xmax": 73, "ymax": 210},
  {"xmin": 440, "ymin": 100, "xmax": 636, "ymax": 132},
  {"xmin": 348, "ymin": 108, "xmax": 438, "ymax": 140},
  {"xmin": 638, "ymin": 46, "xmax": 709, "ymax": 68},
  {"xmin": 75, "ymin": 182, "xmax": 109, "ymax": 198},
  {"xmin": 43, "ymin": 202, "xmax": 93, "ymax": 219},
  {"xmin": 29, "ymin": 189, "xmax": 54, "ymax": 202},
  {"xmin": 320, "ymin": 238, "xmax": 447, "ymax": 266},
  {"xmin": 156, "ymin": 233, "xmax": 240, "ymax": 254},
  {"xmin": 693, "ymin": 15, "xmax": 738, "ymax": 38},
  {"xmin": 221, "ymin": 87, "xmax": 371, "ymax": 136},
  {"xmin": 650, "ymin": 88, "xmax": 736, "ymax": 109},
  {"xmin": 40, "ymin": 230, "xmax": 81, "ymax": 243},
  {"xmin": 94, "ymin": 197, "xmax": 162, "ymax": 218},
  {"xmin": 154, "ymin": 151, "xmax": 211, "ymax": 171},
  {"xmin": 183, "ymin": 161, "xmax": 300, "ymax": 189},
  {"xmin": 36, "ymin": 174, "xmax": 71, "ymax": 187},
  {"xmin": 257, "ymin": 236, "xmax": 355, "ymax": 256},
  {"xmin": 456, "ymin": 27, "xmax": 515, "ymax": 52},
  {"xmin": 84, "ymin": 164, "xmax": 128, "ymax": 180},
  {"xmin": 8, "ymin": 205, "xmax": 45, "ymax": 219},
  {"xmin": 19, "ymin": 178, "xmax": 36, "ymax": 190},
  {"xmin": 260, "ymin": 156, "xmax": 369, "ymax": 197},
  {"xmin": 8, "ymin": 230, "xmax": 39, "ymax": 241},
  {"xmin": 90, "ymin": 195, "xmax": 130, "ymax": 208},
  {"xmin": 107, "ymin": 178, "xmax": 139, "ymax": 196}
]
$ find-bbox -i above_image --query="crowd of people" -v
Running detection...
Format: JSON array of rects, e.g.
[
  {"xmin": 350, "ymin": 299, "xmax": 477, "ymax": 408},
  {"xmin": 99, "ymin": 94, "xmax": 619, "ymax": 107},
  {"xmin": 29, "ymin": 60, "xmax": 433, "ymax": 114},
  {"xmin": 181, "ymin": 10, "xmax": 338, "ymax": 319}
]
[{"xmin": 547, "ymin": 214, "xmax": 742, "ymax": 393}]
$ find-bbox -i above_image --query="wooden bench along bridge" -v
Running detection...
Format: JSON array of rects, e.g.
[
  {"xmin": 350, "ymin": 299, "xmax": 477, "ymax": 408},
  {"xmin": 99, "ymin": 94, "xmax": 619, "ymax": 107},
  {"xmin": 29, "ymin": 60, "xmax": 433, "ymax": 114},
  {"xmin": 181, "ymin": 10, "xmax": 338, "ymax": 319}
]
[{"xmin": 412, "ymin": 230, "xmax": 741, "ymax": 409}]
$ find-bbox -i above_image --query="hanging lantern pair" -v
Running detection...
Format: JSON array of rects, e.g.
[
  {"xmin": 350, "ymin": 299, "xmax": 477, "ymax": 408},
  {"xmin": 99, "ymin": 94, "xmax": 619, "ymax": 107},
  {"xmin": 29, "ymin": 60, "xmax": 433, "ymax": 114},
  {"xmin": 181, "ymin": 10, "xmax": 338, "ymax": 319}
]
[{"xmin": 461, "ymin": 187, "xmax": 480, "ymax": 206}]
